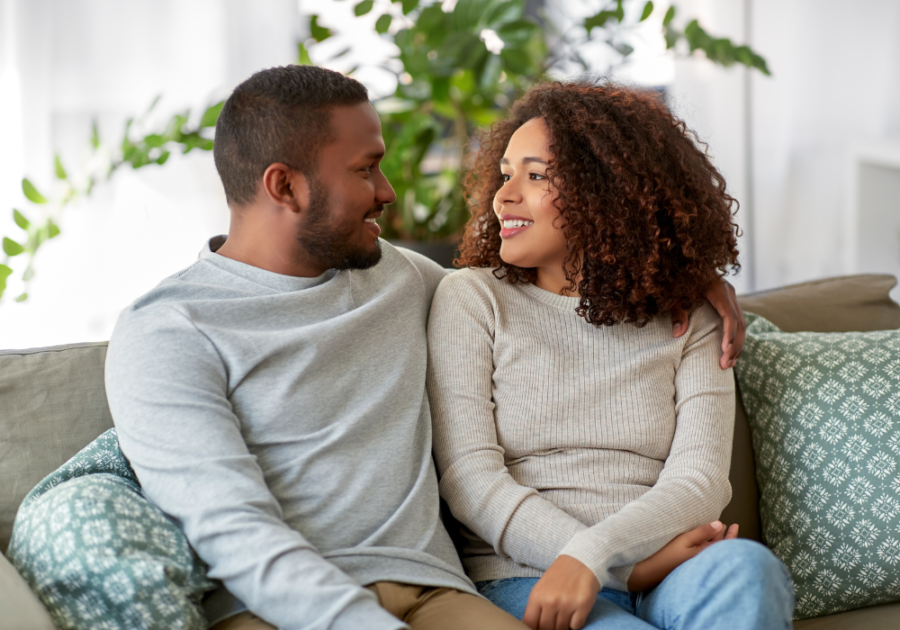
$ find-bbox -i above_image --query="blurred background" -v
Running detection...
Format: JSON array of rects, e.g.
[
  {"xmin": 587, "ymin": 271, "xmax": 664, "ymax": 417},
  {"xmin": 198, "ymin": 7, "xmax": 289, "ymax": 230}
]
[{"xmin": 1, "ymin": 0, "xmax": 899, "ymax": 349}]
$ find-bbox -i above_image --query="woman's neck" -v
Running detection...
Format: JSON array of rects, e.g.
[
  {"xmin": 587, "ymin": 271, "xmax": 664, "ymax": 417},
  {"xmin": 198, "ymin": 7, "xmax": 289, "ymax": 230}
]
[{"xmin": 535, "ymin": 265, "xmax": 581, "ymax": 297}]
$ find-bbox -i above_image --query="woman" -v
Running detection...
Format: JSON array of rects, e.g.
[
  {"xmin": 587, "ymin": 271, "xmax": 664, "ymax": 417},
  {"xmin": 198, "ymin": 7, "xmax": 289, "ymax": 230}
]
[{"xmin": 427, "ymin": 82, "xmax": 793, "ymax": 630}]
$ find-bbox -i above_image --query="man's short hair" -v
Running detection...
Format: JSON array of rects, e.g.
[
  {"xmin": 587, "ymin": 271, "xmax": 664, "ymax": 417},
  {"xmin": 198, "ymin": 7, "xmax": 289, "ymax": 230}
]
[{"xmin": 213, "ymin": 65, "xmax": 369, "ymax": 207}]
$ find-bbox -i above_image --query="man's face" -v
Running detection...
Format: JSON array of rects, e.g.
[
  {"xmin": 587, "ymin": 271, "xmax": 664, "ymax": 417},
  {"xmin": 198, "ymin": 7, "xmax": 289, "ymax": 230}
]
[{"xmin": 296, "ymin": 102, "xmax": 395, "ymax": 271}]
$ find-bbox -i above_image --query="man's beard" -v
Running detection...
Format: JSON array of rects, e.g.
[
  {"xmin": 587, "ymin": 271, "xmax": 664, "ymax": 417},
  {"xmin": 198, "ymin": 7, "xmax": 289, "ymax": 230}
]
[{"xmin": 296, "ymin": 176, "xmax": 383, "ymax": 271}]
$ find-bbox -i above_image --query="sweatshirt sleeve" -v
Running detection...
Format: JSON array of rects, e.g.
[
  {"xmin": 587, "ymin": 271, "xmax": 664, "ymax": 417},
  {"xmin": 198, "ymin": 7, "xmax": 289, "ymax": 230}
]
[
  {"xmin": 426, "ymin": 273, "xmax": 590, "ymax": 572},
  {"xmin": 105, "ymin": 305, "xmax": 405, "ymax": 630},
  {"xmin": 558, "ymin": 304, "xmax": 735, "ymax": 587}
]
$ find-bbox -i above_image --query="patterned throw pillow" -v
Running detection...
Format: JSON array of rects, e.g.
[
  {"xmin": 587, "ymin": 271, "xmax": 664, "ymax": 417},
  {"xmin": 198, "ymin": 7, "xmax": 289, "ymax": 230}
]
[
  {"xmin": 7, "ymin": 429, "xmax": 215, "ymax": 630},
  {"xmin": 735, "ymin": 314, "xmax": 900, "ymax": 620}
]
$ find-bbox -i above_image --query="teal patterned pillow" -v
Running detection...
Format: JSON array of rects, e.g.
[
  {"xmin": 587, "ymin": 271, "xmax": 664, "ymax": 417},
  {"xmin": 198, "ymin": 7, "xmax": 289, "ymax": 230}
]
[
  {"xmin": 7, "ymin": 429, "xmax": 215, "ymax": 630},
  {"xmin": 735, "ymin": 314, "xmax": 900, "ymax": 620}
]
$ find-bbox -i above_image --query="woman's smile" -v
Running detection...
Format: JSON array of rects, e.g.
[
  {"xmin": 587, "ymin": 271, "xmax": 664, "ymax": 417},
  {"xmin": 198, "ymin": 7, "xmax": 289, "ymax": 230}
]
[{"xmin": 498, "ymin": 214, "xmax": 535, "ymax": 238}]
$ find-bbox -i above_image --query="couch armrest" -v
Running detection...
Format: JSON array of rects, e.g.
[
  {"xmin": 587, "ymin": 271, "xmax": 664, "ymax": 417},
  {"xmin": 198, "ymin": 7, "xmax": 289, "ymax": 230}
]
[{"xmin": 0, "ymin": 552, "xmax": 55, "ymax": 630}]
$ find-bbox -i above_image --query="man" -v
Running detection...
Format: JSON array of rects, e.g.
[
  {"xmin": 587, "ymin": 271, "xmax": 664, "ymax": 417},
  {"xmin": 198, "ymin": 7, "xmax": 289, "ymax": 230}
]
[{"xmin": 106, "ymin": 65, "xmax": 745, "ymax": 630}]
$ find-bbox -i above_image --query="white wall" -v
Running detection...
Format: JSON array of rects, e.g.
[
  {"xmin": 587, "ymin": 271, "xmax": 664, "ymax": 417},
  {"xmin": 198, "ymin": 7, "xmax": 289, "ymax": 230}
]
[
  {"xmin": 0, "ymin": 0, "xmax": 302, "ymax": 348},
  {"xmin": 669, "ymin": 0, "xmax": 900, "ymax": 295},
  {"xmin": 2, "ymin": 0, "xmax": 899, "ymax": 349}
]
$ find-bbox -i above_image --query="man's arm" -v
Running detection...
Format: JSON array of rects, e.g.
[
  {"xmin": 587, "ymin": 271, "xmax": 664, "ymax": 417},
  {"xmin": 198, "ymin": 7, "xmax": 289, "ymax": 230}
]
[
  {"xmin": 671, "ymin": 277, "xmax": 746, "ymax": 369},
  {"xmin": 105, "ymin": 306, "xmax": 404, "ymax": 630}
]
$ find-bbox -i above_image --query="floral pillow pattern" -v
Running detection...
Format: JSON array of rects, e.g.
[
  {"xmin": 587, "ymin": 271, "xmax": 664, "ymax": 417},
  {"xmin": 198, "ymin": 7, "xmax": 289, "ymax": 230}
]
[
  {"xmin": 735, "ymin": 314, "xmax": 900, "ymax": 619},
  {"xmin": 7, "ymin": 429, "xmax": 214, "ymax": 630}
]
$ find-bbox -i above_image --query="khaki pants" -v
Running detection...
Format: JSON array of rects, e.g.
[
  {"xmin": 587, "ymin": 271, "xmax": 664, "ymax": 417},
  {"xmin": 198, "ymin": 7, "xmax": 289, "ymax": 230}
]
[{"xmin": 210, "ymin": 581, "xmax": 527, "ymax": 630}]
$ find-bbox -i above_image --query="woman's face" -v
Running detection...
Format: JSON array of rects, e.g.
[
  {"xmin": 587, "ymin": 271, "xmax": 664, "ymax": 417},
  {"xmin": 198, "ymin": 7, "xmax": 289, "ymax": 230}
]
[{"xmin": 493, "ymin": 117, "xmax": 571, "ymax": 288}]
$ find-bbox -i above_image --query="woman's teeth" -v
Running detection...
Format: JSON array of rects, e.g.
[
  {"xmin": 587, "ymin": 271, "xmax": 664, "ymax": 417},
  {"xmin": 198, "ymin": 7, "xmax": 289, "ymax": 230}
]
[
  {"xmin": 364, "ymin": 217, "xmax": 377, "ymax": 223},
  {"xmin": 502, "ymin": 219, "xmax": 533, "ymax": 228}
]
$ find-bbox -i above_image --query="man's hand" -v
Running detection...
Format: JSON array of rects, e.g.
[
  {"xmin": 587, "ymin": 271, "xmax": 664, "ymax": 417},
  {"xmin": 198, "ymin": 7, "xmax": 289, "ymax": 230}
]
[
  {"xmin": 671, "ymin": 278, "xmax": 746, "ymax": 369},
  {"xmin": 627, "ymin": 521, "xmax": 739, "ymax": 592},
  {"xmin": 523, "ymin": 555, "xmax": 600, "ymax": 630}
]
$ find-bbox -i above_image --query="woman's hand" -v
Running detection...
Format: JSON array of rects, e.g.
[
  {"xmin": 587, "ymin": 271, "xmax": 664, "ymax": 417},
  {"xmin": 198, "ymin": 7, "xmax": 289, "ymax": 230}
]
[
  {"xmin": 671, "ymin": 277, "xmax": 746, "ymax": 369},
  {"xmin": 627, "ymin": 520, "xmax": 739, "ymax": 592},
  {"xmin": 523, "ymin": 555, "xmax": 600, "ymax": 630}
]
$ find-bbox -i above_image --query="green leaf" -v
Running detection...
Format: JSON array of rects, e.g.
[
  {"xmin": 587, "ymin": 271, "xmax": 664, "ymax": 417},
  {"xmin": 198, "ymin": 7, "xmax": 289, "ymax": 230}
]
[
  {"xmin": 54, "ymin": 154, "xmax": 68, "ymax": 180},
  {"xmin": 640, "ymin": 1, "xmax": 654, "ymax": 21},
  {"xmin": 614, "ymin": 42, "xmax": 635, "ymax": 57},
  {"xmin": 91, "ymin": 120, "xmax": 100, "ymax": 148},
  {"xmin": 157, "ymin": 150, "xmax": 171, "ymax": 165},
  {"xmin": 309, "ymin": 15, "xmax": 331, "ymax": 42},
  {"xmin": 375, "ymin": 13, "xmax": 392, "ymax": 34},
  {"xmin": 15, "ymin": 292, "xmax": 27, "ymax": 303},
  {"xmin": 22, "ymin": 178, "xmax": 48, "ymax": 204},
  {"xmin": 400, "ymin": 0, "xmax": 418, "ymax": 14},
  {"xmin": 47, "ymin": 220, "xmax": 60, "ymax": 239},
  {"xmin": 663, "ymin": 6, "xmax": 676, "ymax": 27},
  {"xmin": 297, "ymin": 42, "xmax": 313, "ymax": 65},
  {"xmin": 0, "ymin": 263, "xmax": 12, "ymax": 299},
  {"xmin": 310, "ymin": 15, "xmax": 332, "ymax": 42},
  {"xmin": 664, "ymin": 26, "xmax": 679, "ymax": 49},
  {"xmin": 3, "ymin": 237, "xmax": 24, "ymax": 257},
  {"xmin": 200, "ymin": 101, "xmax": 224, "ymax": 128},
  {"xmin": 354, "ymin": 0, "xmax": 374, "ymax": 16},
  {"xmin": 13, "ymin": 209, "xmax": 30, "ymax": 230},
  {"xmin": 615, "ymin": 0, "xmax": 624, "ymax": 22},
  {"xmin": 585, "ymin": 10, "xmax": 617, "ymax": 34}
]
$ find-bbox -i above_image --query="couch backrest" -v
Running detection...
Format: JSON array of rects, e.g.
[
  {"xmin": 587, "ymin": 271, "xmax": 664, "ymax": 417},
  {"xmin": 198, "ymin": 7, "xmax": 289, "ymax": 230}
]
[
  {"xmin": 722, "ymin": 274, "xmax": 900, "ymax": 543},
  {"xmin": 0, "ymin": 342, "xmax": 113, "ymax": 553}
]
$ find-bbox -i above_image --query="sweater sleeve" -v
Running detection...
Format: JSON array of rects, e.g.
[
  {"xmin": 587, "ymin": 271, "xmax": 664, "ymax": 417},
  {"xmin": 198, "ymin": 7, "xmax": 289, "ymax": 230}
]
[
  {"xmin": 427, "ymin": 273, "xmax": 590, "ymax": 572},
  {"xmin": 558, "ymin": 304, "xmax": 735, "ymax": 587},
  {"xmin": 105, "ymin": 306, "xmax": 405, "ymax": 630}
]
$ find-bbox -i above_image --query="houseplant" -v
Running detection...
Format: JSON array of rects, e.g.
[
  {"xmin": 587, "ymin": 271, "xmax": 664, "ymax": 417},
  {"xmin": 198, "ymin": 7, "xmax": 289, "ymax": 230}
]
[{"xmin": 1, "ymin": 0, "xmax": 769, "ymax": 301}]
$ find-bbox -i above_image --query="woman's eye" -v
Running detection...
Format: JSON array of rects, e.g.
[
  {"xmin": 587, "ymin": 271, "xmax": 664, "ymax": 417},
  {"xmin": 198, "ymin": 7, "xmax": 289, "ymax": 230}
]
[
  {"xmin": 529, "ymin": 172, "xmax": 545, "ymax": 181},
  {"xmin": 501, "ymin": 174, "xmax": 511, "ymax": 182}
]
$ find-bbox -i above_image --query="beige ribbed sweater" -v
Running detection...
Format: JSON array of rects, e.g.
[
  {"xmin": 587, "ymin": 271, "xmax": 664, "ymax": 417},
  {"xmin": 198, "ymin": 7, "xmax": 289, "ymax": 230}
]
[{"xmin": 426, "ymin": 268, "xmax": 735, "ymax": 592}]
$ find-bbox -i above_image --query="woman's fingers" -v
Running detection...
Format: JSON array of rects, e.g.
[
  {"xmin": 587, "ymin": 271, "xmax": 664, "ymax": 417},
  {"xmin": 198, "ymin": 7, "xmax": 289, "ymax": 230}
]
[
  {"xmin": 569, "ymin": 604, "xmax": 591, "ymax": 630},
  {"xmin": 724, "ymin": 523, "xmax": 740, "ymax": 539},
  {"xmin": 682, "ymin": 520, "xmax": 724, "ymax": 546},
  {"xmin": 523, "ymin": 600, "xmax": 540, "ymax": 630},
  {"xmin": 671, "ymin": 305, "xmax": 689, "ymax": 338}
]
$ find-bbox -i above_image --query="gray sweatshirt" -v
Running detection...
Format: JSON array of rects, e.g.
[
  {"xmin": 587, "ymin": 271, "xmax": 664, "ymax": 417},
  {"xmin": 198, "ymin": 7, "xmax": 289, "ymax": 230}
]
[{"xmin": 105, "ymin": 238, "xmax": 472, "ymax": 630}]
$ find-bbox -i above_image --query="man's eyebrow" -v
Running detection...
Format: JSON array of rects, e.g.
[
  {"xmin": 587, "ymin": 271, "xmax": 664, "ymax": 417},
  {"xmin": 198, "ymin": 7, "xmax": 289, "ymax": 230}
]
[
  {"xmin": 499, "ymin": 156, "xmax": 548, "ymax": 165},
  {"xmin": 361, "ymin": 150, "xmax": 385, "ymax": 161}
]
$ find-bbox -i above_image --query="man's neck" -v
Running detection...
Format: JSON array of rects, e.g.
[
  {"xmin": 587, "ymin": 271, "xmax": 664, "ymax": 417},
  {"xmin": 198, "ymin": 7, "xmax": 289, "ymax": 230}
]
[{"xmin": 216, "ymin": 207, "xmax": 328, "ymax": 278}]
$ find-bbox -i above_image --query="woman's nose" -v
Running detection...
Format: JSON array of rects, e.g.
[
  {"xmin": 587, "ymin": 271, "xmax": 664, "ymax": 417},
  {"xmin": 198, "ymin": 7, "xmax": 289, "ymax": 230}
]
[{"xmin": 497, "ymin": 178, "xmax": 522, "ymax": 205}]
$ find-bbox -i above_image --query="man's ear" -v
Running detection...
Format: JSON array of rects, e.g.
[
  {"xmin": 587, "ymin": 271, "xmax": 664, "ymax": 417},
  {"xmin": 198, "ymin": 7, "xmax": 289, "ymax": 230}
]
[{"xmin": 261, "ymin": 163, "xmax": 309, "ymax": 214}]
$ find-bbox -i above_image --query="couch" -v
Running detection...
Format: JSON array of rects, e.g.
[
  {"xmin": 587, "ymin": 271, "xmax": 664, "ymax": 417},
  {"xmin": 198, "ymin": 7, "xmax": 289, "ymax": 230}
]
[{"xmin": 2, "ymin": 273, "xmax": 899, "ymax": 630}]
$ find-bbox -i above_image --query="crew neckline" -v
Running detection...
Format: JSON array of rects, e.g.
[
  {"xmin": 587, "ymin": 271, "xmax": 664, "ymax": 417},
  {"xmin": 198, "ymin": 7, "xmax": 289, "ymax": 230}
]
[
  {"xmin": 199, "ymin": 235, "xmax": 338, "ymax": 293},
  {"xmin": 519, "ymin": 281, "xmax": 582, "ymax": 312}
]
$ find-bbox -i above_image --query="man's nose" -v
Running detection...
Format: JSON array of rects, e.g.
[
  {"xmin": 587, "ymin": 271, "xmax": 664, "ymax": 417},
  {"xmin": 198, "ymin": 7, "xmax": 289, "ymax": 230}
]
[{"xmin": 376, "ymin": 171, "xmax": 396, "ymax": 205}]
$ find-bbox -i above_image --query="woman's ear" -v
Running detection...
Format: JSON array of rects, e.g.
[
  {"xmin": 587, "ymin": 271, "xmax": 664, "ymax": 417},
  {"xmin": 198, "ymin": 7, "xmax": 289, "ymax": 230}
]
[{"xmin": 261, "ymin": 163, "xmax": 309, "ymax": 214}]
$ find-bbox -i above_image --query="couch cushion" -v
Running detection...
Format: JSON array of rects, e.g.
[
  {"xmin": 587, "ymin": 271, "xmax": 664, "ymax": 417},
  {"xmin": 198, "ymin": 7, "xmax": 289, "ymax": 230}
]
[
  {"xmin": 0, "ymin": 342, "xmax": 113, "ymax": 552},
  {"xmin": 737, "ymin": 274, "xmax": 900, "ymax": 333},
  {"xmin": 793, "ymin": 600, "xmax": 900, "ymax": 629},
  {"xmin": 0, "ymin": 551, "xmax": 55, "ymax": 630},
  {"xmin": 722, "ymin": 275, "xmax": 900, "ymax": 544},
  {"xmin": 8, "ymin": 429, "xmax": 213, "ymax": 630},
  {"xmin": 735, "ymin": 313, "xmax": 900, "ymax": 620}
]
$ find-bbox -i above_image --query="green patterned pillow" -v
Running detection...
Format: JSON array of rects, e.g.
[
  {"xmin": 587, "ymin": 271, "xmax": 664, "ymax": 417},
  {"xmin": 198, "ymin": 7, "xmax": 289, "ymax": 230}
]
[
  {"xmin": 735, "ymin": 314, "xmax": 900, "ymax": 620},
  {"xmin": 7, "ymin": 429, "xmax": 215, "ymax": 630}
]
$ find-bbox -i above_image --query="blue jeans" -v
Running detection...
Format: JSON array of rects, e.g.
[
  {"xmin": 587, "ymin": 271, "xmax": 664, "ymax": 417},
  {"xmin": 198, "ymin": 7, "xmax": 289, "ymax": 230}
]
[{"xmin": 477, "ymin": 539, "xmax": 794, "ymax": 629}]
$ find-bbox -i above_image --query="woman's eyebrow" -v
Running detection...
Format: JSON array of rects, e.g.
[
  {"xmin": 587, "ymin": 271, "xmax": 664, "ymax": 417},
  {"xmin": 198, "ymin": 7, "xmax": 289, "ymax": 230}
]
[{"xmin": 499, "ymin": 156, "xmax": 548, "ymax": 165}]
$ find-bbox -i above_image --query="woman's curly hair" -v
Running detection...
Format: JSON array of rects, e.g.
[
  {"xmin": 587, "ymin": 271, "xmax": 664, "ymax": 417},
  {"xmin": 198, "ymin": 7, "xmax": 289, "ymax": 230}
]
[{"xmin": 457, "ymin": 81, "xmax": 741, "ymax": 327}]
